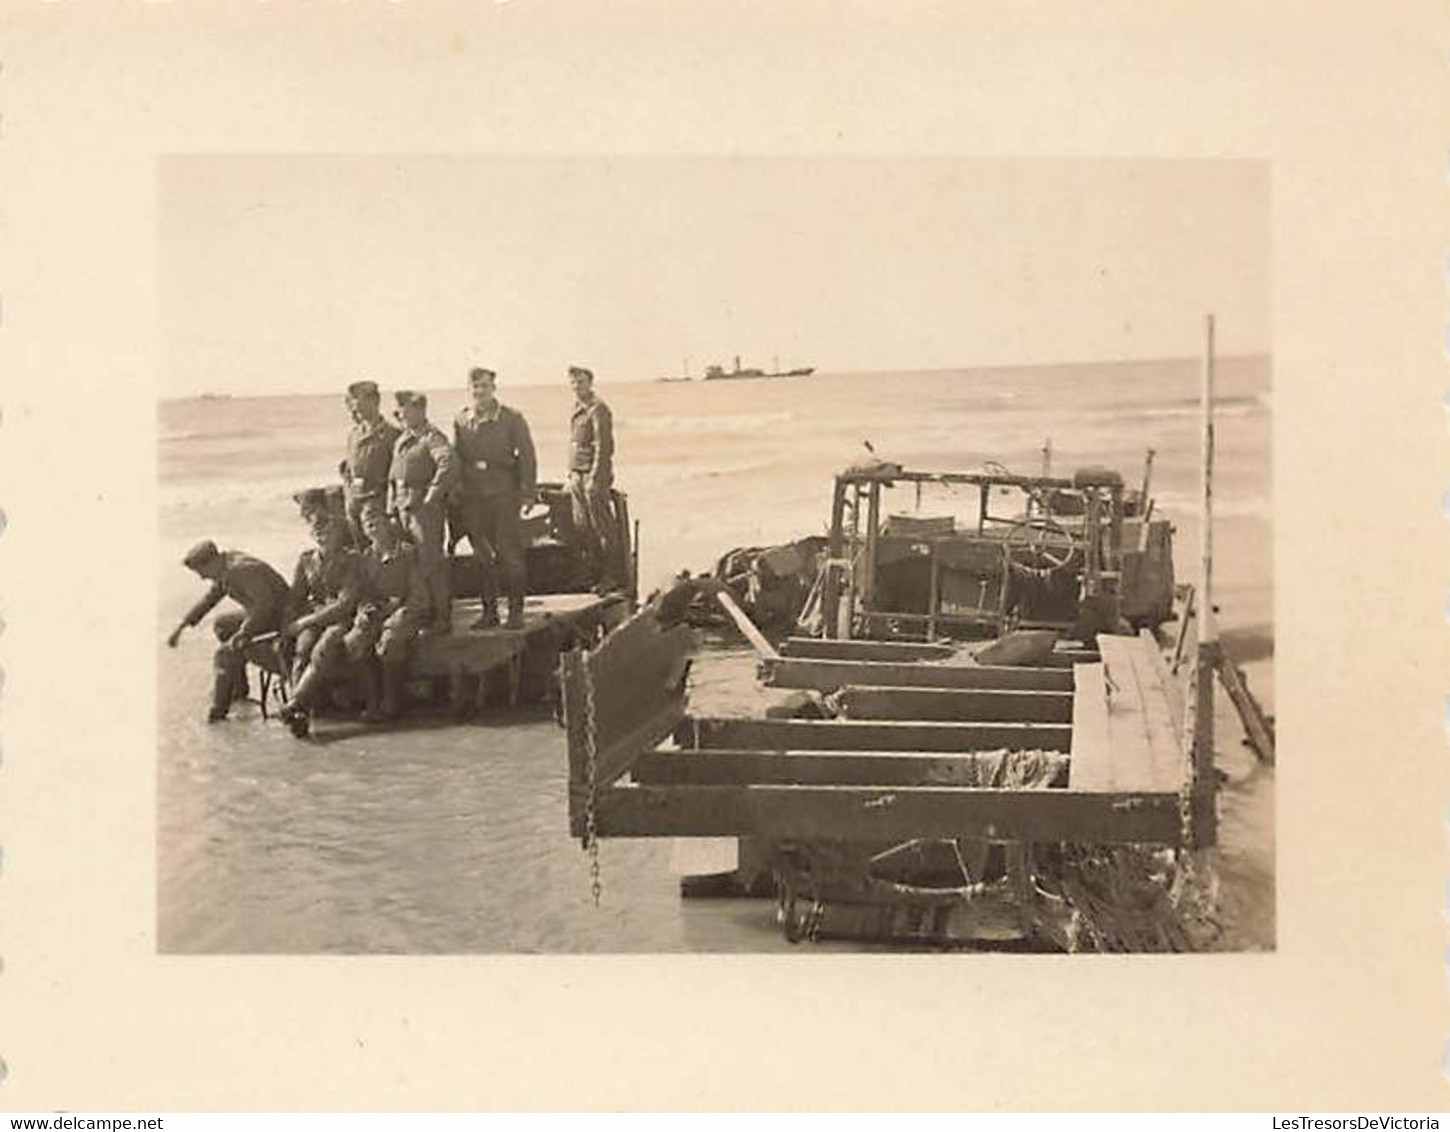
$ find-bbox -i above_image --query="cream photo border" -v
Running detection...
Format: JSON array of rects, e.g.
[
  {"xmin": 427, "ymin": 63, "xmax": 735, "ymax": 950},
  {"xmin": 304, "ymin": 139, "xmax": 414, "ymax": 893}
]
[{"xmin": 0, "ymin": 2, "xmax": 1444, "ymax": 1111}]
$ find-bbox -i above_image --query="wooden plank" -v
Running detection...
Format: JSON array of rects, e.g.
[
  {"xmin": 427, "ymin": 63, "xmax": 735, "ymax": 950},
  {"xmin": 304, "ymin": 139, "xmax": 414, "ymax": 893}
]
[
  {"xmin": 1170, "ymin": 584, "xmax": 1196, "ymax": 674},
  {"xmin": 560, "ymin": 598, "xmax": 697, "ymax": 790},
  {"xmin": 1045, "ymin": 647, "xmax": 1101, "ymax": 668},
  {"xmin": 1217, "ymin": 660, "xmax": 1275, "ymax": 765},
  {"xmin": 780, "ymin": 637, "xmax": 955, "ymax": 662},
  {"xmin": 632, "ymin": 748, "xmax": 1071, "ymax": 787},
  {"xmin": 1068, "ymin": 663, "xmax": 1113, "ymax": 791},
  {"xmin": 833, "ymin": 685, "xmax": 1074, "ymax": 723},
  {"xmin": 585, "ymin": 782, "xmax": 1183, "ymax": 844},
  {"xmin": 413, "ymin": 593, "xmax": 618, "ymax": 676},
  {"xmin": 714, "ymin": 587, "xmax": 780, "ymax": 659},
  {"xmin": 762, "ymin": 656, "xmax": 1073, "ymax": 694},
  {"xmin": 1140, "ymin": 628, "xmax": 1185, "ymax": 738},
  {"xmin": 674, "ymin": 716, "xmax": 1072, "ymax": 753},
  {"xmin": 1090, "ymin": 634, "xmax": 1188, "ymax": 793},
  {"xmin": 1119, "ymin": 633, "xmax": 1187, "ymax": 792}
]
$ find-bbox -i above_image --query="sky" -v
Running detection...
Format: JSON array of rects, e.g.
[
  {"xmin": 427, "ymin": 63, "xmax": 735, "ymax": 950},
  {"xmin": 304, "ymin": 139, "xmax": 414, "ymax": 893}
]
[{"xmin": 159, "ymin": 156, "xmax": 1268, "ymax": 398}]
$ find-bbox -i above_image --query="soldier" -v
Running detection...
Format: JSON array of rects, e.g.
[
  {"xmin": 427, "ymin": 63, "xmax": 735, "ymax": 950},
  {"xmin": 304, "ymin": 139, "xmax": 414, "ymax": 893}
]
[
  {"xmin": 453, "ymin": 366, "xmax": 537, "ymax": 630},
  {"xmin": 389, "ymin": 390, "xmax": 458, "ymax": 634},
  {"xmin": 348, "ymin": 510, "xmax": 430, "ymax": 723},
  {"xmin": 339, "ymin": 379, "xmax": 400, "ymax": 546},
  {"xmin": 168, "ymin": 540, "xmax": 290, "ymax": 722},
  {"xmin": 567, "ymin": 365, "xmax": 622, "ymax": 592},
  {"xmin": 295, "ymin": 484, "xmax": 349, "ymax": 542},
  {"xmin": 276, "ymin": 506, "xmax": 367, "ymax": 738}
]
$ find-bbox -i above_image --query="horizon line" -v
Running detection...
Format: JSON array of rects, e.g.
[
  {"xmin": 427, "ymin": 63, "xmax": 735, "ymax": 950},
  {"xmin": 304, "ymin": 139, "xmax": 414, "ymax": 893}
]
[{"xmin": 160, "ymin": 351, "xmax": 1273, "ymax": 404}]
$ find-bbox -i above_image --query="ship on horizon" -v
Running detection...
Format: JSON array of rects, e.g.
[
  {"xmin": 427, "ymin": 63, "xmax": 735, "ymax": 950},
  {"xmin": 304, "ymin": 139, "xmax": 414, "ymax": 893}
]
[
  {"xmin": 702, "ymin": 354, "xmax": 816, "ymax": 381},
  {"xmin": 656, "ymin": 354, "xmax": 816, "ymax": 382}
]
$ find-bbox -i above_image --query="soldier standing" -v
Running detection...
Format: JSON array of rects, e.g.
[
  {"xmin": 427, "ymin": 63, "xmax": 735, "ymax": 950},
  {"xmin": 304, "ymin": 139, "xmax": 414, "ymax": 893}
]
[
  {"xmin": 277, "ymin": 506, "xmax": 368, "ymax": 738},
  {"xmin": 389, "ymin": 390, "xmax": 458, "ymax": 634},
  {"xmin": 567, "ymin": 365, "xmax": 621, "ymax": 592},
  {"xmin": 340, "ymin": 379, "xmax": 400, "ymax": 546},
  {"xmin": 168, "ymin": 540, "xmax": 290, "ymax": 722},
  {"xmin": 453, "ymin": 367, "xmax": 537, "ymax": 630}
]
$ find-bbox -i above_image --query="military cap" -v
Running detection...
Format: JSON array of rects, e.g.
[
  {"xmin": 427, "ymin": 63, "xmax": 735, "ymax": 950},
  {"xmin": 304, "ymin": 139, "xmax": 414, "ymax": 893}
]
[
  {"xmin": 347, "ymin": 380, "xmax": 380, "ymax": 399},
  {"xmin": 394, "ymin": 389, "xmax": 427, "ymax": 410},
  {"xmin": 469, "ymin": 366, "xmax": 496, "ymax": 384},
  {"xmin": 182, "ymin": 539, "xmax": 221, "ymax": 569},
  {"xmin": 568, "ymin": 365, "xmax": 594, "ymax": 382},
  {"xmin": 293, "ymin": 487, "xmax": 329, "ymax": 514}
]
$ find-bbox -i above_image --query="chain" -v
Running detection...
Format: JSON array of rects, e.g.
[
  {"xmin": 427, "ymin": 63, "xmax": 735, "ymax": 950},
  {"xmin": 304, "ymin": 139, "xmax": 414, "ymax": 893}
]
[{"xmin": 580, "ymin": 651, "xmax": 603, "ymax": 906}]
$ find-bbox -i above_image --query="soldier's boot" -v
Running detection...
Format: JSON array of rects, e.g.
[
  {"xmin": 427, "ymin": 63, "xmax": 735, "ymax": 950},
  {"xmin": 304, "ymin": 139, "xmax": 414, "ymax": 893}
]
[
  {"xmin": 279, "ymin": 666, "xmax": 327, "ymax": 738},
  {"xmin": 207, "ymin": 672, "xmax": 233, "ymax": 723},
  {"xmin": 505, "ymin": 583, "xmax": 526, "ymax": 631},
  {"xmin": 472, "ymin": 569, "xmax": 500, "ymax": 631}
]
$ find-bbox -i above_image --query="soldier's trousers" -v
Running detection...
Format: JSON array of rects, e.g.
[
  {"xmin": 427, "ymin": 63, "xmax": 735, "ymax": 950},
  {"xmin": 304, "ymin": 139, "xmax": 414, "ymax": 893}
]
[
  {"xmin": 346, "ymin": 600, "xmax": 427, "ymax": 665},
  {"xmin": 568, "ymin": 471, "xmax": 619, "ymax": 585},
  {"xmin": 457, "ymin": 493, "xmax": 525, "ymax": 601},
  {"xmin": 211, "ymin": 609, "xmax": 284, "ymax": 713},
  {"xmin": 399, "ymin": 500, "xmax": 451, "ymax": 627},
  {"xmin": 293, "ymin": 623, "xmax": 351, "ymax": 679}
]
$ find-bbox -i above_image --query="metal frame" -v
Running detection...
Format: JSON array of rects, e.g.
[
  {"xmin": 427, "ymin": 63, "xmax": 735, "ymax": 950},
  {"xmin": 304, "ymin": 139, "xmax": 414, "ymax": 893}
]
[{"xmin": 821, "ymin": 468, "xmax": 1128, "ymax": 641}]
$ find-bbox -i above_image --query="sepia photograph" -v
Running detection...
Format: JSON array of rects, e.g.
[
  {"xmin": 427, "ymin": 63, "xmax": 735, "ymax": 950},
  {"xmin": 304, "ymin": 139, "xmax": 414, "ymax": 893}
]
[
  {"xmin": 7, "ymin": 0, "xmax": 1447, "ymax": 1112},
  {"xmin": 156, "ymin": 155, "xmax": 1273, "ymax": 955}
]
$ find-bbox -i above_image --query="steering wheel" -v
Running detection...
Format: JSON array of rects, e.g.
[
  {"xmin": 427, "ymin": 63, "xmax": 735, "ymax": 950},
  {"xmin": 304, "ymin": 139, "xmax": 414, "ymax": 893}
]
[{"xmin": 1004, "ymin": 517, "xmax": 1079, "ymax": 576}]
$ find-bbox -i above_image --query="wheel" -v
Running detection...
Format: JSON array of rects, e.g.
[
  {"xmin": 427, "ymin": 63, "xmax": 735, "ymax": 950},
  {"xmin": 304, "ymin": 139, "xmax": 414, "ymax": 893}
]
[{"xmin": 1004, "ymin": 517, "xmax": 1079, "ymax": 576}]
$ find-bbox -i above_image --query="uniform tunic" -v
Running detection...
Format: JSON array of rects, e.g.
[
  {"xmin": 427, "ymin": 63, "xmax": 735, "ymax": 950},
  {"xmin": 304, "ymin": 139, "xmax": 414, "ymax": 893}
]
[
  {"xmin": 569, "ymin": 398, "xmax": 614, "ymax": 485},
  {"xmin": 343, "ymin": 416, "xmax": 401, "ymax": 536},
  {"xmin": 389, "ymin": 424, "xmax": 457, "ymax": 512},
  {"xmin": 389, "ymin": 424, "xmax": 457, "ymax": 566},
  {"xmin": 285, "ymin": 546, "xmax": 367, "ymax": 677},
  {"xmin": 183, "ymin": 551, "xmax": 290, "ymax": 641},
  {"xmin": 454, "ymin": 403, "xmax": 537, "ymax": 499}
]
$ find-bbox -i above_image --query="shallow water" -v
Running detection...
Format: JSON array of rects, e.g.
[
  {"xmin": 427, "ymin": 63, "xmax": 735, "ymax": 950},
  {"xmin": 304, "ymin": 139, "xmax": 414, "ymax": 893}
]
[{"xmin": 157, "ymin": 359, "xmax": 1274, "ymax": 953}]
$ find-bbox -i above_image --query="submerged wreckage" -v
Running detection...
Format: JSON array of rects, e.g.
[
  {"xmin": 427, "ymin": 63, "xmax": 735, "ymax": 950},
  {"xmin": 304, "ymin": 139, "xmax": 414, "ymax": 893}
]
[{"xmin": 557, "ymin": 324, "xmax": 1272, "ymax": 950}]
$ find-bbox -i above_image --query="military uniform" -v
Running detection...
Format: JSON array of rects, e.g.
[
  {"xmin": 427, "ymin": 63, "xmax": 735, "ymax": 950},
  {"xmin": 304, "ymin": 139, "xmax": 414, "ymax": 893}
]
[
  {"xmin": 389, "ymin": 402, "xmax": 458, "ymax": 631},
  {"xmin": 453, "ymin": 398, "xmax": 537, "ymax": 628},
  {"xmin": 342, "ymin": 415, "xmax": 401, "ymax": 544},
  {"xmin": 177, "ymin": 544, "xmax": 290, "ymax": 720},
  {"xmin": 349, "ymin": 544, "xmax": 428, "ymax": 662},
  {"xmin": 347, "ymin": 540, "xmax": 430, "ymax": 721},
  {"xmin": 278, "ymin": 537, "xmax": 367, "ymax": 734},
  {"xmin": 567, "ymin": 383, "xmax": 621, "ymax": 590}
]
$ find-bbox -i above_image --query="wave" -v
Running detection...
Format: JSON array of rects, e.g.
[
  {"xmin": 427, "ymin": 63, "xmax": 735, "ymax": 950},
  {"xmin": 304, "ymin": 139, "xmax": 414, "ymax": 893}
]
[
  {"xmin": 623, "ymin": 410, "xmax": 798, "ymax": 435},
  {"xmin": 160, "ymin": 427, "xmax": 275, "ymax": 445}
]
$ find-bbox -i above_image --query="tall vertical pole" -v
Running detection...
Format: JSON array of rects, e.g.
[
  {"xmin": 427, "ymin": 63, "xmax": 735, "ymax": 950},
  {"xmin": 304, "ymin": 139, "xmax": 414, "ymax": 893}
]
[
  {"xmin": 1140, "ymin": 448, "xmax": 1156, "ymax": 507},
  {"xmin": 1033, "ymin": 438, "xmax": 1053, "ymax": 518},
  {"xmin": 1193, "ymin": 314, "xmax": 1219, "ymax": 847},
  {"xmin": 824, "ymin": 477, "xmax": 847, "ymax": 639}
]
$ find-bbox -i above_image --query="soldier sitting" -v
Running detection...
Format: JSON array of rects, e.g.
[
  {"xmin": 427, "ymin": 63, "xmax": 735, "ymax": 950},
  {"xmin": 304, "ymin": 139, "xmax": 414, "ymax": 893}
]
[
  {"xmin": 276, "ymin": 504, "xmax": 367, "ymax": 738},
  {"xmin": 349, "ymin": 511, "xmax": 430, "ymax": 724}
]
